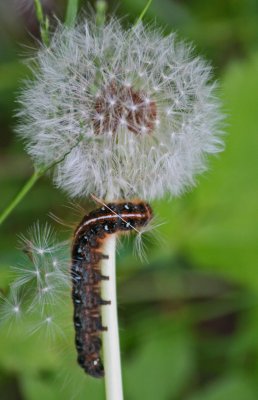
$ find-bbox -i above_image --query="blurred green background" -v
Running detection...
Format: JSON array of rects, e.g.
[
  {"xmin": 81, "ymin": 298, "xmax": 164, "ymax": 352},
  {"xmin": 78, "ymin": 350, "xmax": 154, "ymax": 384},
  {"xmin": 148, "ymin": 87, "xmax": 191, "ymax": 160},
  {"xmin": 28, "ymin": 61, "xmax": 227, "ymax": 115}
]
[{"xmin": 0, "ymin": 0, "xmax": 257, "ymax": 399}]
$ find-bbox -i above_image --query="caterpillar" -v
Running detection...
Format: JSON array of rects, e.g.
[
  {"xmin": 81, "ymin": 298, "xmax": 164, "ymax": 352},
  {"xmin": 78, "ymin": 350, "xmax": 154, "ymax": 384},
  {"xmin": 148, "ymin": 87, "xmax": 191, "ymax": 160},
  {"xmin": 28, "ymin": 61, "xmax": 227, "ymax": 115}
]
[{"xmin": 71, "ymin": 201, "xmax": 152, "ymax": 378}]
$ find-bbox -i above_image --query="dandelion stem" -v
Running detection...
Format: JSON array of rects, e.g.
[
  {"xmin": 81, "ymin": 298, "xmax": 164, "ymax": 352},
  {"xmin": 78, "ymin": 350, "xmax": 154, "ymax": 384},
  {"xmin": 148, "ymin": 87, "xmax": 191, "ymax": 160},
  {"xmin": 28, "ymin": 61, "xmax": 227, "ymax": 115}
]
[
  {"xmin": 33, "ymin": 0, "xmax": 50, "ymax": 46},
  {"xmin": 65, "ymin": 0, "xmax": 79, "ymax": 27},
  {"xmin": 0, "ymin": 169, "xmax": 41, "ymax": 226},
  {"xmin": 96, "ymin": 0, "xmax": 107, "ymax": 28},
  {"xmin": 101, "ymin": 235, "xmax": 124, "ymax": 400},
  {"xmin": 133, "ymin": 0, "xmax": 153, "ymax": 26},
  {"xmin": 0, "ymin": 136, "xmax": 83, "ymax": 226}
]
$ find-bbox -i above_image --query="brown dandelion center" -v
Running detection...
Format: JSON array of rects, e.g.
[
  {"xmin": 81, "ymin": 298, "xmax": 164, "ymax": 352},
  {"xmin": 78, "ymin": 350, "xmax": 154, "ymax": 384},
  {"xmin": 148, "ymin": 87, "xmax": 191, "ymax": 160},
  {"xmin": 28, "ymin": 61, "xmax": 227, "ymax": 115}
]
[{"xmin": 93, "ymin": 82, "xmax": 157, "ymax": 136}]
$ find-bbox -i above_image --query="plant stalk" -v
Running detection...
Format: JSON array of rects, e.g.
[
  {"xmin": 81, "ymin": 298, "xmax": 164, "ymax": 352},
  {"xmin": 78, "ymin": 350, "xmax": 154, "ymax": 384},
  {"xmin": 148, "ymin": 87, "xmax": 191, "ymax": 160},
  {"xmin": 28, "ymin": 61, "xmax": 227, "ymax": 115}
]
[
  {"xmin": 65, "ymin": 0, "xmax": 79, "ymax": 27},
  {"xmin": 0, "ymin": 135, "xmax": 84, "ymax": 227},
  {"xmin": 0, "ymin": 169, "xmax": 41, "ymax": 226},
  {"xmin": 101, "ymin": 235, "xmax": 124, "ymax": 400}
]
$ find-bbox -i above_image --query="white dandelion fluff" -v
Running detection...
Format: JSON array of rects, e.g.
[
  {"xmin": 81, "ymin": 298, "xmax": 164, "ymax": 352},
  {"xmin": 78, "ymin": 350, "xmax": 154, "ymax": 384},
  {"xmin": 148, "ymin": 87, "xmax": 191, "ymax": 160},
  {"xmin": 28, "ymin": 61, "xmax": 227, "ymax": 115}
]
[
  {"xmin": 0, "ymin": 223, "xmax": 70, "ymax": 336},
  {"xmin": 0, "ymin": 287, "xmax": 23, "ymax": 325},
  {"xmin": 17, "ymin": 17, "xmax": 224, "ymax": 200}
]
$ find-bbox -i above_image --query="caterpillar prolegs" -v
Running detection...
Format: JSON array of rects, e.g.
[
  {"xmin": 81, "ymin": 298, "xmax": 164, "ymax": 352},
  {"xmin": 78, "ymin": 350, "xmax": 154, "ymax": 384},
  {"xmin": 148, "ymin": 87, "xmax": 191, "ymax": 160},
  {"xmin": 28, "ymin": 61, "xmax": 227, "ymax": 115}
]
[{"xmin": 71, "ymin": 201, "xmax": 152, "ymax": 378}]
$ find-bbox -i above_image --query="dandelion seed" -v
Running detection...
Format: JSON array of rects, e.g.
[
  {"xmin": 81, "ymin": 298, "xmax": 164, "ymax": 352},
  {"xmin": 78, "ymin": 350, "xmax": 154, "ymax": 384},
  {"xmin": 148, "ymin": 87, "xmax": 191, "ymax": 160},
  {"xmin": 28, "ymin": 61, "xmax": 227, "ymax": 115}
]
[
  {"xmin": 11, "ymin": 264, "xmax": 42, "ymax": 289},
  {"xmin": 1, "ymin": 223, "xmax": 71, "ymax": 338},
  {"xmin": 29, "ymin": 314, "xmax": 64, "ymax": 339},
  {"xmin": 46, "ymin": 316, "xmax": 52, "ymax": 324},
  {"xmin": 0, "ymin": 288, "xmax": 23, "ymax": 325}
]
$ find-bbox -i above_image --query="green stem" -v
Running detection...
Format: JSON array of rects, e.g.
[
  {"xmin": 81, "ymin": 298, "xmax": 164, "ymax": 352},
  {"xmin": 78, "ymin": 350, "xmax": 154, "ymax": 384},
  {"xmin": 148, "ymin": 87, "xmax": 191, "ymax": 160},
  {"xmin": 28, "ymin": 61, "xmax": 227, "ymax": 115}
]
[
  {"xmin": 0, "ymin": 135, "xmax": 83, "ymax": 226},
  {"xmin": 0, "ymin": 168, "xmax": 43, "ymax": 226},
  {"xmin": 65, "ymin": 0, "xmax": 79, "ymax": 27},
  {"xmin": 34, "ymin": 0, "xmax": 50, "ymax": 46},
  {"xmin": 133, "ymin": 0, "xmax": 152, "ymax": 26},
  {"xmin": 96, "ymin": 0, "xmax": 107, "ymax": 27}
]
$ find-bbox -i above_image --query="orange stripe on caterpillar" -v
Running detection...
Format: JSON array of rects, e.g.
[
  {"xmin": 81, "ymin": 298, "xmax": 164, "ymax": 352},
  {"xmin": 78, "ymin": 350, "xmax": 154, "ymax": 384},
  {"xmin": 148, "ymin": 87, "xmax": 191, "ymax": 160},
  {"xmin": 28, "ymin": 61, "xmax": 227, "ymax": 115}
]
[{"xmin": 71, "ymin": 201, "xmax": 152, "ymax": 378}]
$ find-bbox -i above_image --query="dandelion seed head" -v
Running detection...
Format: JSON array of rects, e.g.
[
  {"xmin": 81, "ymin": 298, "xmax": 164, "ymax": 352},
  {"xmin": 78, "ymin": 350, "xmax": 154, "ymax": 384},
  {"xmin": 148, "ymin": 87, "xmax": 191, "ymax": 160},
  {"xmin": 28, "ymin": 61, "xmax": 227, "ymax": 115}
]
[{"xmin": 17, "ymin": 18, "xmax": 224, "ymax": 200}]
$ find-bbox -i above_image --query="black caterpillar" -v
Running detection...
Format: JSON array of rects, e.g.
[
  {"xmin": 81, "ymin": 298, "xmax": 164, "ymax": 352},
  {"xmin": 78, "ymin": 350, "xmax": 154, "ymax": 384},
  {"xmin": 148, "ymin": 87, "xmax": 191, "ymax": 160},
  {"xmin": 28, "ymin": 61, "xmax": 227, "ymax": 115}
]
[{"xmin": 71, "ymin": 201, "xmax": 152, "ymax": 378}]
